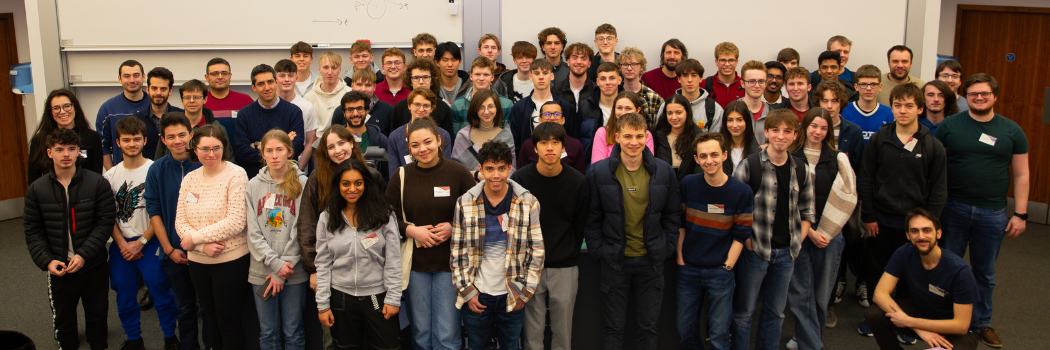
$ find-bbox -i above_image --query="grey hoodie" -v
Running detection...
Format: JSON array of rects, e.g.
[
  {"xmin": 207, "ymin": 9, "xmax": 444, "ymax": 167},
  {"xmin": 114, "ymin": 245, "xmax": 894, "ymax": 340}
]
[
  {"xmin": 245, "ymin": 165, "xmax": 309, "ymax": 285},
  {"xmin": 655, "ymin": 88, "xmax": 726, "ymax": 132},
  {"xmin": 314, "ymin": 211, "xmax": 402, "ymax": 311}
]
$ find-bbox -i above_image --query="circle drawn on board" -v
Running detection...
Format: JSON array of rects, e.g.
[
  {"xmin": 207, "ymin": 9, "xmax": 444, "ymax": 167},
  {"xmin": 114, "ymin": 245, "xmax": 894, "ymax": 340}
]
[{"xmin": 1006, "ymin": 53, "xmax": 1016, "ymax": 62}]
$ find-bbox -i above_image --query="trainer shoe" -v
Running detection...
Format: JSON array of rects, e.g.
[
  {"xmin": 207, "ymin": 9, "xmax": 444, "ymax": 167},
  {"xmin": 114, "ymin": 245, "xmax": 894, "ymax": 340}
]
[
  {"xmin": 857, "ymin": 321, "xmax": 874, "ymax": 337},
  {"xmin": 826, "ymin": 305, "xmax": 838, "ymax": 328},
  {"xmin": 786, "ymin": 338, "xmax": 798, "ymax": 350},
  {"xmin": 119, "ymin": 338, "xmax": 145, "ymax": 350},
  {"xmin": 164, "ymin": 336, "xmax": 182, "ymax": 350},
  {"xmin": 834, "ymin": 281, "xmax": 846, "ymax": 304},
  {"xmin": 898, "ymin": 333, "xmax": 918, "ymax": 345},
  {"xmin": 856, "ymin": 282, "xmax": 870, "ymax": 308}
]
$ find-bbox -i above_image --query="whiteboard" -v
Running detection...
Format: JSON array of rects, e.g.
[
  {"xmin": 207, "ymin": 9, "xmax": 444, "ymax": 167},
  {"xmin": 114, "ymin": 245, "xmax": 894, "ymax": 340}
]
[
  {"xmin": 502, "ymin": 0, "xmax": 908, "ymax": 80},
  {"xmin": 56, "ymin": 0, "xmax": 461, "ymax": 48}
]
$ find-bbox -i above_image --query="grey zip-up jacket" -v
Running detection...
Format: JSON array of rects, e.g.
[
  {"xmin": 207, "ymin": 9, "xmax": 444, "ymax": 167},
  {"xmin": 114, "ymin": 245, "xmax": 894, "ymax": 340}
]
[
  {"xmin": 314, "ymin": 211, "xmax": 402, "ymax": 311},
  {"xmin": 245, "ymin": 166, "xmax": 309, "ymax": 285}
]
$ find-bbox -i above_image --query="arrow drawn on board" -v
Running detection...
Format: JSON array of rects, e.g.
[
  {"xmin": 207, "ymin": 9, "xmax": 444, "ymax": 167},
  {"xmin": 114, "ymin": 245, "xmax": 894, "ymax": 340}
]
[{"xmin": 312, "ymin": 19, "xmax": 349, "ymax": 25}]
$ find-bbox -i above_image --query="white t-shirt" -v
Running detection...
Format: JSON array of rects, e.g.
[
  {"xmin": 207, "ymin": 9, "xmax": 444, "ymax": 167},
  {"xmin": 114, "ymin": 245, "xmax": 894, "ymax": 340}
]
[
  {"xmin": 531, "ymin": 95, "xmax": 554, "ymax": 128},
  {"xmin": 103, "ymin": 159, "xmax": 154, "ymax": 238},
  {"xmin": 513, "ymin": 74, "xmax": 534, "ymax": 98},
  {"xmin": 731, "ymin": 148, "xmax": 745, "ymax": 170},
  {"xmin": 570, "ymin": 86, "xmax": 583, "ymax": 106},
  {"xmin": 290, "ymin": 95, "xmax": 319, "ymax": 132},
  {"xmin": 600, "ymin": 105, "xmax": 613, "ymax": 126},
  {"xmin": 295, "ymin": 72, "xmax": 320, "ymax": 97}
]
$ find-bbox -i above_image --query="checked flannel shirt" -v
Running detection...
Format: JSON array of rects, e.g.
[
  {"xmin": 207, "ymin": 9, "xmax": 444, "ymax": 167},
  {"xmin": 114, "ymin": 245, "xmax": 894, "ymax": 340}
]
[{"xmin": 732, "ymin": 150, "xmax": 815, "ymax": 260}]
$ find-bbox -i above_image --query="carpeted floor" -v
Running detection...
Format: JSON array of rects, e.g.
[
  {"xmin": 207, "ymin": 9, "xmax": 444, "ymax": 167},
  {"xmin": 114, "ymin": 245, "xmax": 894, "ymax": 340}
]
[{"xmin": 1, "ymin": 217, "xmax": 1047, "ymax": 349}]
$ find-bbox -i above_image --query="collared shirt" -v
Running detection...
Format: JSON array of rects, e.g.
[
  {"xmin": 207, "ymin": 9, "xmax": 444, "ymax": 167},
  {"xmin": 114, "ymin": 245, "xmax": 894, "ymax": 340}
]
[{"xmin": 732, "ymin": 150, "xmax": 815, "ymax": 260}]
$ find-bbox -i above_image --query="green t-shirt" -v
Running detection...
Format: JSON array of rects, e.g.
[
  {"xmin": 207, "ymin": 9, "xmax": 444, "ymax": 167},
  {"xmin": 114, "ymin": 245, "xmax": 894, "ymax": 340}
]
[
  {"xmin": 935, "ymin": 112, "xmax": 1028, "ymax": 209},
  {"xmin": 355, "ymin": 130, "xmax": 370, "ymax": 151},
  {"xmin": 616, "ymin": 162, "xmax": 651, "ymax": 257}
]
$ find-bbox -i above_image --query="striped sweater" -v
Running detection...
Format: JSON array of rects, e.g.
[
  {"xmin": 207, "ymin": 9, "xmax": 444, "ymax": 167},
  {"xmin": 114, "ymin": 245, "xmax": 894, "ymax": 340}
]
[{"xmin": 680, "ymin": 175, "xmax": 754, "ymax": 268}]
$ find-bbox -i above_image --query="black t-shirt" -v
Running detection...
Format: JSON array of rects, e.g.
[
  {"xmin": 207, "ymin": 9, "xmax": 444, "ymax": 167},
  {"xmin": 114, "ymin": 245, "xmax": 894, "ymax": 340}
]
[
  {"xmin": 771, "ymin": 161, "xmax": 791, "ymax": 248},
  {"xmin": 885, "ymin": 244, "xmax": 979, "ymax": 320},
  {"xmin": 509, "ymin": 163, "xmax": 589, "ymax": 267}
]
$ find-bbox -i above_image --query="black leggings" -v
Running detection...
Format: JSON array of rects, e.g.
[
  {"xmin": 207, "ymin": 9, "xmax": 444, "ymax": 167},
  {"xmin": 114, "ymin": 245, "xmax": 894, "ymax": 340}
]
[{"xmin": 189, "ymin": 255, "xmax": 250, "ymax": 350}]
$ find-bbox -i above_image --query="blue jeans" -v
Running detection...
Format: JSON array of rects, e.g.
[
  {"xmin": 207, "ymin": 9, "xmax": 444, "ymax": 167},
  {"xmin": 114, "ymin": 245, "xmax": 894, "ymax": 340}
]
[
  {"xmin": 161, "ymin": 259, "xmax": 211, "ymax": 350},
  {"xmin": 109, "ymin": 238, "xmax": 178, "ymax": 340},
  {"xmin": 252, "ymin": 282, "xmax": 307, "ymax": 350},
  {"xmin": 405, "ymin": 270, "xmax": 461, "ymax": 350},
  {"xmin": 461, "ymin": 293, "xmax": 525, "ymax": 350},
  {"xmin": 788, "ymin": 234, "xmax": 845, "ymax": 350},
  {"xmin": 940, "ymin": 199, "xmax": 1009, "ymax": 330},
  {"xmin": 676, "ymin": 264, "xmax": 735, "ymax": 350},
  {"xmin": 731, "ymin": 247, "xmax": 795, "ymax": 350}
]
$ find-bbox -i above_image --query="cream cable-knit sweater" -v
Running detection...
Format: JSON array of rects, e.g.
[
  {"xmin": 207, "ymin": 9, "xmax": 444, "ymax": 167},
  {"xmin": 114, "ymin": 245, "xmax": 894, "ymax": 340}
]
[{"xmin": 175, "ymin": 161, "xmax": 250, "ymax": 264}]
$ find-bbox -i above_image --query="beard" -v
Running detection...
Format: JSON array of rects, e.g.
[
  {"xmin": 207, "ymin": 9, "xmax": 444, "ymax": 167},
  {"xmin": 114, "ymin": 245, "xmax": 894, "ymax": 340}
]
[
  {"xmin": 969, "ymin": 105, "xmax": 993, "ymax": 117},
  {"xmin": 663, "ymin": 59, "xmax": 679, "ymax": 70},
  {"xmin": 912, "ymin": 239, "xmax": 937, "ymax": 256},
  {"xmin": 348, "ymin": 116, "xmax": 366, "ymax": 128}
]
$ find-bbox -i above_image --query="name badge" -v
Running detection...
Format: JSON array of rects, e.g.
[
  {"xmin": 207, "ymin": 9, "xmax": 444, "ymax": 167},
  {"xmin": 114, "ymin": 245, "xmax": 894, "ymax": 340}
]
[
  {"xmin": 560, "ymin": 151, "xmax": 568, "ymax": 159},
  {"xmin": 903, "ymin": 137, "xmax": 918, "ymax": 152},
  {"xmin": 708, "ymin": 204, "xmax": 725, "ymax": 214},
  {"xmin": 979, "ymin": 133, "xmax": 997, "ymax": 146},
  {"xmin": 498, "ymin": 214, "xmax": 509, "ymax": 232},
  {"xmin": 434, "ymin": 186, "xmax": 451, "ymax": 197},
  {"xmin": 186, "ymin": 192, "xmax": 199, "ymax": 203},
  {"xmin": 361, "ymin": 232, "xmax": 379, "ymax": 249},
  {"xmin": 264, "ymin": 194, "xmax": 276, "ymax": 209},
  {"xmin": 79, "ymin": 150, "xmax": 88, "ymax": 159},
  {"xmin": 404, "ymin": 155, "xmax": 413, "ymax": 164},
  {"xmin": 231, "ymin": 111, "xmax": 238, "ymax": 119},
  {"xmin": 928, "ymin": 284, "xmax": 946, "ymax": 297}
]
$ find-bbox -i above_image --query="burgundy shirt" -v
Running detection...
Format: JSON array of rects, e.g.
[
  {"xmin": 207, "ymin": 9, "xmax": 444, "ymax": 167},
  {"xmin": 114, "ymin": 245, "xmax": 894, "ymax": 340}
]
[
  {"xmin": 204, "ymin": 90, "xmax": 253, "ymax": 117},
  {"xmin": 375, "ymin": 80, "xmax": 411, "ymax": 106},
  {"xmin": 705, "ymin": 74, "xmax": 745, "ymax": 109},
  {"xmin": 641, "ymin": 68, "xmax": 681, "ymax": 99}
]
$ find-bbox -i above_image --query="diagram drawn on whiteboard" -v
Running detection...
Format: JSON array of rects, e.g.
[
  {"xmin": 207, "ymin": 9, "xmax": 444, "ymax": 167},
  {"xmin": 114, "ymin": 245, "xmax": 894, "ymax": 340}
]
[{"xmin": 313, "ymin": 0, "xmax": 408, "ymax": 22}]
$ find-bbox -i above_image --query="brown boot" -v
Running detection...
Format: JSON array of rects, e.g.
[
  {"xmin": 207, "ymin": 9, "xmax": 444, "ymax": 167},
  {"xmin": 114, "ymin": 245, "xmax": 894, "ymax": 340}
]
[{"xmin": 979, "ymin": 327, "xmax": 1002, "ymax": 348}]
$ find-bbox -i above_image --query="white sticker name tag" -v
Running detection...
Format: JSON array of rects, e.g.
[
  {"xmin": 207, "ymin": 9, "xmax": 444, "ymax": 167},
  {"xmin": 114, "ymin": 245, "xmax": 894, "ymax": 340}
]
[
  {"xmin": 361, "ymin": 232, "xmax": 379, "ymax": 249},
  {"xmin": 434, "ymin": 186, "xmax": 451, "ymax": 197},
  {"xmin": 186, "ymin": 192, "xmax": 199, "ymax": 203},
  {"xmin": 79, "ymin": 150, "xmax": 88, "ymax": 159},
  {"xmin": 708, "ymin": 204, "xmax": 725, "ymax": 214},
  {"xmin": 561, "ymin": 151, "xmax": 568, "ymax": 159},
  {"xmin": 903, "ymin": 138, "xmax": 918, "ymax": 152},
  {"xmin": 979, "ymin": 133, "xmax": 997, "ymax": 146},
  {"xmin": 264, "ymin": 194, "xmax": 276, "ymax": 209},
  {"xmin": 404, "ymin": 155, "xmax": 413, "ymax": 164},
  {"xmin": 928, "ymin": 284, "xmax": 946, "ymax": 297}
]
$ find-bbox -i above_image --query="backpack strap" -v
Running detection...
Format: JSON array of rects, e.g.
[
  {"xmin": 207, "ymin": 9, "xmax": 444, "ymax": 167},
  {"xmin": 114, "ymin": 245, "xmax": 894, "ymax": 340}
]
[
  {"xmin": 704, "ymin": 96, "xmax": 716, "ymax": 131},
  {"xmin": 747, "ymin": 152, "xmax": 762, "ymax": 194},
  {"xmin": 704, "ymin": 76, "xmax": 716, "ymax": 97}
]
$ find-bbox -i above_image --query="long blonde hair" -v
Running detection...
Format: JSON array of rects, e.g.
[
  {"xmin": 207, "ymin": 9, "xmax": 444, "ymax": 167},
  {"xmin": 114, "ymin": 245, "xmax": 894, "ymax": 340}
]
[{"xmin": 259, "ymin": 129, "xmax": 303, "ymax": 199}]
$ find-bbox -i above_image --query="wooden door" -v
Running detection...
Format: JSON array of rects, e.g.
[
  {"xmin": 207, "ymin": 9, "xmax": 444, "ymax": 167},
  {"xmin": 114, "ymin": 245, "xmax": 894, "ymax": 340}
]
[
  {"xmin": 0, "ymin": 13, "xmax": 29, "ymax": 201},
  {"xmin": 954, "ymin": 5, "xmax": 1050, "ymax": 204}
]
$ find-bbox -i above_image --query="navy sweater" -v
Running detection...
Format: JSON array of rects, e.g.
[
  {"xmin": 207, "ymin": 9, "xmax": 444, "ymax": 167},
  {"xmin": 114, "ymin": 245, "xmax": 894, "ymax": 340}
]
[
  {"xmin": 143, "ymin": 153, "xmax": 202, "ymax": 259},
  {"xmin": 233, "ymin": 99, "xmax": 305, "ymax": 177}
]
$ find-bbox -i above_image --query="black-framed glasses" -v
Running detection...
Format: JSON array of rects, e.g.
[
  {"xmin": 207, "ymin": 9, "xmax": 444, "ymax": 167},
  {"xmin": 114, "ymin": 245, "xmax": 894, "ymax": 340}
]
[{"xmin": 51, "ymin": 103, "xmax": 74, "ymax": 113}]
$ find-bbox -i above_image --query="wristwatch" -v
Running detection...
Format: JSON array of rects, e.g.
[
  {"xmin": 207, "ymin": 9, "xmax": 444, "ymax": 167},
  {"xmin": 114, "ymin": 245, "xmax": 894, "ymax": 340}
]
[
  {"xmin": 138, "ymin": 237, "xmax": 149, "ymax": 245},
  {"xmin": 1014, "ymin": 212, "xmax": 1029, "ymax": 221},
  {"xmin": 723, "ymin": 264, "xmax": 733, "ymax": 271}
]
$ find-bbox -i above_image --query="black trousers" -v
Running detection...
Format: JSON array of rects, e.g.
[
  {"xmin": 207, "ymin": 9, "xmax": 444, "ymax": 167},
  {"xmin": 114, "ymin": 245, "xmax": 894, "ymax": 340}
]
[
  {"xmin": 328, "ymin": 290, "xmax": 400, "ymax": 350},
  {"xmin": 867, "ymin": 224, "xmax": 912, "ymax": 298},
  {"xmin": 864, "ymin": 298, "xmax": 978, "ymax": 350},
  {"xmin": 599, "ymin": 256, "xmax": 664, "ymax": 350},
  {"xmin": 49, "ymin": 262, "xmax": 109, "ymax": 350},
  {"xmin": 189, "ymin": 255, "xmax": 250, "ymax": 350}
]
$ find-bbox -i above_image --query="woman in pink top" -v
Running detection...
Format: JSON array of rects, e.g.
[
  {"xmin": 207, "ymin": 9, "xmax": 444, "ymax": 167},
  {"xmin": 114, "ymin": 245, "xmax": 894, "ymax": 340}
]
[
  {"xmin": 591, "ymin": 91, "xmax": 655, "ymax": 164},
  {"xmin": 175, "ymin": 125, "xmax": 251, "ymax": 350}
]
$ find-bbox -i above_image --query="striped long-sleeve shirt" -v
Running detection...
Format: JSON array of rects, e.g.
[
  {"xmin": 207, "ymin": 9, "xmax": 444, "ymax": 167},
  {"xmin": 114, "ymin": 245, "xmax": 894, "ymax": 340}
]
[
  {"xmin": 732, "ymin": 151, "xmax": 815, "ymax": 260},
  {"xmin": 680, "ymin": 175, "xmax": 754, "ymax": 268},
  {"xmin": 451, "ymin": 179, "xmax": 544, "ymax": 312}
]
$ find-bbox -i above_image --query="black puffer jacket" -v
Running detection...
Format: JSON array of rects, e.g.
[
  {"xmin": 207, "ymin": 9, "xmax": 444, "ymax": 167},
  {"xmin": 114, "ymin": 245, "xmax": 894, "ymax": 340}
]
[
  {"xmin": 24, "ymin": 168, "xmax": 115, "ymax": 271},
  {"xmin": 585, "ymin": 145, "xmax": 681, "ymax": 269}
]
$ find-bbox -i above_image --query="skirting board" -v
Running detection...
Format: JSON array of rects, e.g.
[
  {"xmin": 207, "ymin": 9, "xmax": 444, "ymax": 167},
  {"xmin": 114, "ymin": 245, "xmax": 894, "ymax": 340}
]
[
  {"xmin": 1007, "ymin": 199, "xmax": 1048, "ymax": 225},
  {"xmin": 0, "ymin": 197, "xmax": 24, "ymax": 222}
]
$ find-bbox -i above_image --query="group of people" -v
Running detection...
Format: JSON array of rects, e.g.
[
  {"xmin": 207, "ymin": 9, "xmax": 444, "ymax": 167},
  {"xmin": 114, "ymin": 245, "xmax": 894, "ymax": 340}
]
[{"xmin": 22, "ymin": 24, "xmax": 1029, "ymax": 350}]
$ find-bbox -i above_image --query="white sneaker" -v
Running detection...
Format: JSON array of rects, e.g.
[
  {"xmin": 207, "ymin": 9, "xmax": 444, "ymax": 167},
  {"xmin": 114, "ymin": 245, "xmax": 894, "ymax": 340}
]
[
  {"xmin": 834, "ymin": 281, "xmax": 846, "ymax": 304},
  {"xmin": 857, "ymin": 283, "xmax": 870, "ymax": 308},
  {"xmin": 786, "ymin": 338, "xmax": 799, "ymax": 350}
]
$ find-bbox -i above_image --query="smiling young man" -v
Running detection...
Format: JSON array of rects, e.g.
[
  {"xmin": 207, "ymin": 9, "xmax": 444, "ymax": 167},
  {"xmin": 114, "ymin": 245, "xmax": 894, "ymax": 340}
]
[
  {"xmin": 642, "ymin": 39, "xmax": 688, "ymax": 99},
  {"xmin": 303, "ymin": 51, "xmax": 353, "ymax": 137},
  {"xmin": 477, "ymin": 34, "xmax": 507, "ymax": 76},
  {"xmin": 537, "ymin": 27, "xmax": 570, "ymax": 86},
  {"xmin": 703, "ymin": 42, "xmax": 745, "ymax": 108},
  {"xmin": 617, "ymin": 47, "xmax": 665, "ymax": 127},
  {"xmin": 375, "ymin": 47, "xmax": 410, "ymax": 106},
  {"xmin": 130, "ymin": 67, "xmax": 184, "ymax": 162},
  {"xmin": 335, "ymin": 91, "xmax": 388, "ymax": 172},
  {"xmin": 451, "ymin": 57, "xmax": 514, "ymax": 133},
  {"xmin": 586, "ymin": 112, "xmax": 681, "ymax": 350},
  {"xmin": 411, "ymin": 32, "xmax": 438, "ymax": 61},
  {"xmin": 493, "ymin": 41, "xmax": 538, "ymax": 103},
  {"xmin": 771, "ymin": 67, "xmax": 813, "ymax": 122},
  {"xmin": 202, "ymin": 57, "xmax": 254, "ymax": 117},
  {"xmin": 877, "ymin": 45, "xmax": 925, "ymax": 106},
  {"xmin": 935, "ymin": 73, "xmax": 1029, "ymax": 348},
  {"xmin": 577, "ymin": 62, "xmax": 623, "ymax": 149},
  {"xmin": 98, "ymin": 60, "xmax": 151, "ymax": 170},
  {"xmin": 332, "ymin": 69, "xmax": 396, "ymax": 136},
  {"xmin": 155, "ymin": 80, "xmax": 232, "ymax": 162},
  {"xmin": 842, "ymin": 65, "xmax": 894, "ymax": 143},
  {"xmin": 105, "ymin": 117, "xmax": 180, "ymax": 350},
  {"xmin": 146, "ymin": 113, "xmax": 209, "ymax": 350},
  {"xmin": 777, "ymin": 48, "xmax": 800, "ymax": 70},
  {"xmin": 857, "ymin": 83, "xmax": 947, "ymax": 338},
  {"xmin": 25, "ymin": 128, "xmax": 116, "ymax": 350},
  {"xmin": 512, "ymin": 122, "xmax": 589, "ymax": 350},
  {"xmin": 935, "ymin": 60, "xmax": 968, "ymax": 112},
  {"xmin": 290, "ymin": 41, "xmax": 320, "ymax": 97},
  {"xmin": 762, "ymin": 62, "xmax": 787, "ymax": 105},
  {"xmin": 435, "ymin": 41, "xmax": 471, "ymax": 104},
  {"xmin": 813, "ymin": 51, "xmax": 859, "ymax": 103},
  {"xmin": 233, "ymin": 64, "xmax": 305, "ymax": 177},
  {"xmin": 343, "ymin": 40, "xmax": 385, "ymax": 86},
  {"xmin": 452, "ymin": 140, "xmax": 544, "ymax": 350},
  {"xmin": 865, "ymin": 208, "xmax": 980, "ymax": 350},
  {"xmin": 730, "ymin": 109, "xmax": 815, "ymax": 350},
  {"xmin": 509, "ymin": 59, "xmax": 577, "ymax": 154},
  {"xmin": 274, "ymin": 59, "xmax": 319, "ymax": 166},
  {"xmin": 738, "ymin": 60, "xmax": 771, "ymax": 143},
  {"xmin": 677, "ymin": 132, "xmax": 753, "ymax": 350},
  {"xmin": 554, "ymin": 43, "xmax": 597, "ymax": 111},
  {"xmin": 655, "ymin": 59, "xmax": 724, "ymax": 131},
  {"xmin": 588, "ymin": 24, "xmax": 619, "ymax": 82}
]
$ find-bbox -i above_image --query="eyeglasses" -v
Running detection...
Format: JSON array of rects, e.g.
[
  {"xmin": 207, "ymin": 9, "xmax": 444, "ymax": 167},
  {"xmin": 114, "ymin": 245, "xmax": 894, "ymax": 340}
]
[
  {"xmin": 856, "ymin": 83, "xmax": 879, "ymax": 90},
  {"xmin": 207, "ymin": 71, "xmax": 231, "ymax": 77},
  {"xmin": 938, "ymin": 73, "xmax": 961, "ymax": 80},
  {"xmin": 411, "ymin": 103, "xmax": 432, "ymax": 110},
  {"xmin": 51, "ymin": 103, "xmax": 74, "ymax": 113},
  {"xmin": 620, "ymin": 63, "xmax": 642, "ymax": 69},
  {"xmin": 717, "ymin": 58, "xmax": 738, "ymax": 66},
  {"xmin": 541, "ymin": 112, "xmax": 563, "ymax": 119},
  {"xmin": 183, "ymin": 95, "xmax": 205, "ymax": 101},
  {"xmin": 768, "ymin": 75, "xmax": 784, "ymax": 82},
  {"xmin": 344, "ymin": 106, "xmax": 367, "ymax": 113},
  {"xmin": 196, "ymin": 146, "xmax": 224, "ymax": 154},
  {"xmin": 743, "ymin": 79, "xmax": 767, "ymax": 86},
  {"xmin": 410, "ymin": 75, "xmax": 432, "ymax": 82},
  {"xmin": 595, "ymin": 36, "xmax": 616, "ymax": 43},
  {"xmin": 966, "ymin": 92, "xmax": 993, "ymax": 99},
  {"xmin": 383, "ymin": 61, "xmax": 404, "ymax": 67},
  {"xmin": 479, "ymin": 105, "xmax": 497, "ymax": 112}
]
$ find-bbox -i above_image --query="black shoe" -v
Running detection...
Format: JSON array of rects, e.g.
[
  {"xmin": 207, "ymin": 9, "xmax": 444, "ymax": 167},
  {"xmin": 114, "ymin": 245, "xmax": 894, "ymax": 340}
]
[
  {"xmin": 139, "ymin": 289, "xmax": 153, "ymax": 311},
  {"xmin": 119, "ymin": 338, "xmax": 145, "ymax": 350},
  {"xmin": 164, "ymin": 336, "xmax": 182, "ymax": 350}
]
